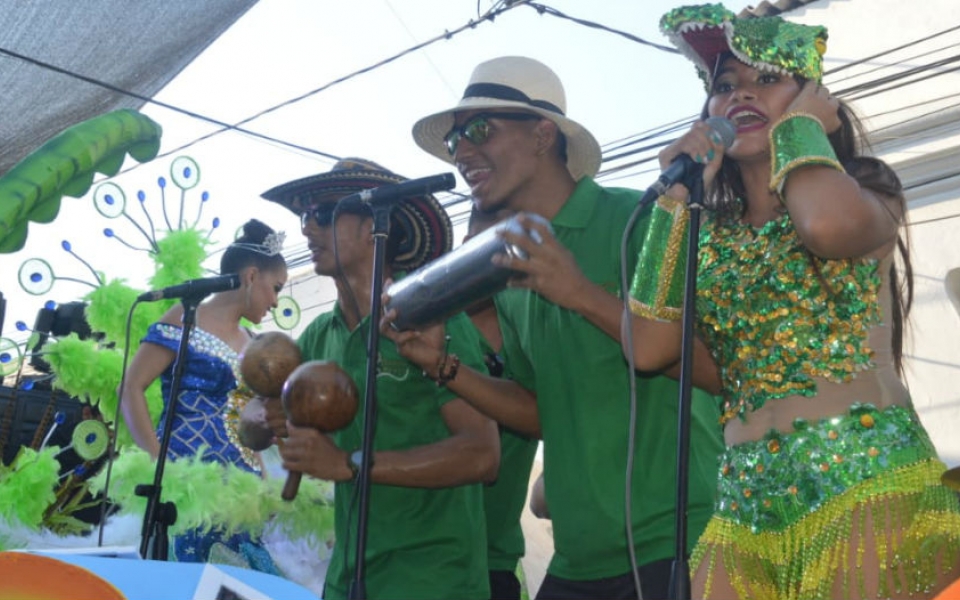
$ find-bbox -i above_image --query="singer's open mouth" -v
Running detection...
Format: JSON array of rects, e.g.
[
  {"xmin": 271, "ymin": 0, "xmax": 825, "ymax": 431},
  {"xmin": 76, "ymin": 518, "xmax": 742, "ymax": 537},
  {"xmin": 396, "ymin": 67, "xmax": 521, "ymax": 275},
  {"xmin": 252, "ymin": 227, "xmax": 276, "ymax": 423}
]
[{"xmin": 727, "ymin": 106, "xmax": 768, "ymax": 130}]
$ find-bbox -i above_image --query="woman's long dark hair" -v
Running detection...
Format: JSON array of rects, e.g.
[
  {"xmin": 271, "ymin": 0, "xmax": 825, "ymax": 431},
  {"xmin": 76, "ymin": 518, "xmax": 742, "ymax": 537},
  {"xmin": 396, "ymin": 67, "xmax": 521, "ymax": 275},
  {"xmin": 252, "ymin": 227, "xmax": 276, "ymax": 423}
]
[{"xmin": 701, "ymin": 64, "xmax": 914, "ymax": 376}]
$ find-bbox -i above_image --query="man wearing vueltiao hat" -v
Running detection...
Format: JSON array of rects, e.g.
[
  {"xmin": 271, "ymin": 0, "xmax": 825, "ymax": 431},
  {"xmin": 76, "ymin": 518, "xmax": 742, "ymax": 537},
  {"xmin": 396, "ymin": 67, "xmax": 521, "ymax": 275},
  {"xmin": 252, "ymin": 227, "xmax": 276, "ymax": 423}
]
[
  {"xmin": 261, "ymin": 158, "xmax": 500, "ymax": 600},
  {"xmin": 382, "ymin": 56, "xmax": 725, "ymax": 599}
]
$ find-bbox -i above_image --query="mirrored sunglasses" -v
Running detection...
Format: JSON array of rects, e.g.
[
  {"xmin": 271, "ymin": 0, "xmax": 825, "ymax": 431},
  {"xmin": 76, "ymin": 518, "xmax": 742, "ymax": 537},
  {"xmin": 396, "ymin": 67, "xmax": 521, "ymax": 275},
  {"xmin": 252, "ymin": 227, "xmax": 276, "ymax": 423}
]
[{"xmin": 443, "ymin": 112, "xmax": 542, "ymax": 156}]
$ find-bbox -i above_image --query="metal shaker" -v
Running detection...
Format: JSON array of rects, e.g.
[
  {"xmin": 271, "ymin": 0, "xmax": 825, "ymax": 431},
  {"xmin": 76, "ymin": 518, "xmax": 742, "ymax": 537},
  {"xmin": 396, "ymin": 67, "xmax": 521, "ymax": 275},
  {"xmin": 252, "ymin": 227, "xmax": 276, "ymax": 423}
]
[{"xmin": 385, "ymin": 212, "xmax": 552, "ymax": 331}]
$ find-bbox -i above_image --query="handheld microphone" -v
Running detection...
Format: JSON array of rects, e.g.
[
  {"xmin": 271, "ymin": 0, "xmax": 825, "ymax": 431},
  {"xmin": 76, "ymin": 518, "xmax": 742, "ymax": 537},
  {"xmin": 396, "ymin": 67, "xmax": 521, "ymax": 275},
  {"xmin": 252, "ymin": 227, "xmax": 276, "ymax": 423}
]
[
  {"xmin": 137, "ymin": 273, "xmax": 241, "ymax": 302},
  {"xmin": 649, "ymin": 117, "xmax": 737, "ymax": 197},
  {"xmin": 340, "ymin": 172, "xmax": 456, "ymax": 207}
]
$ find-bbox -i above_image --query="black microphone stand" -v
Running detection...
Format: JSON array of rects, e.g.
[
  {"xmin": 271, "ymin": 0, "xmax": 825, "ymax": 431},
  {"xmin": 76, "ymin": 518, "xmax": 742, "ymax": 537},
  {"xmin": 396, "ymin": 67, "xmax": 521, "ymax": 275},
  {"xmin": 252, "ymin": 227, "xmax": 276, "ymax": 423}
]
[
  {"xmin": 668, "ymin": 174, "xmax": 705, "ymax": 600},
  {"xmin": 136, "ymin": 293, "xmax": 206, "ymax": 559},
  {"xmin": 348, "ymin": 203, "xmax": 392, "ymax": 600}
]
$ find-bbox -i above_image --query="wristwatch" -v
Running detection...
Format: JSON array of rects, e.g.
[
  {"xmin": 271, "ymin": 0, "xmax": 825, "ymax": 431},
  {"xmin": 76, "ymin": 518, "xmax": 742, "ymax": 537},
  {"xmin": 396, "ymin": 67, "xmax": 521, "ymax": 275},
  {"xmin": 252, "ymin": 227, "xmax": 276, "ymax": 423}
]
[{"xmin": 347, "ymin": 449, "xmax": 367, "ymax": 477}]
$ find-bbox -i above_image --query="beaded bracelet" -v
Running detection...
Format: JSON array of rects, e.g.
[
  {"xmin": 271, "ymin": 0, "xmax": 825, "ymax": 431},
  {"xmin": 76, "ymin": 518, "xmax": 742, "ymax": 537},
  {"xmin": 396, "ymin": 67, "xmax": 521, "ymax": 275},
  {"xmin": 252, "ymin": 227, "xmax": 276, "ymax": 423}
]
[
  {"xmin": 423, "ymin": 335, "xmax": 461, "ymax": 387},
  {"xmin": 435, "ymin": 354, "xmax": 461, "ymax": 387},
  {"xmin": 769, "ymin": 111, "xmax": 844, "ymax": 196},
  {"xmin": 629, "ymin": 194, "xmax": 689, "ymax": 322}
]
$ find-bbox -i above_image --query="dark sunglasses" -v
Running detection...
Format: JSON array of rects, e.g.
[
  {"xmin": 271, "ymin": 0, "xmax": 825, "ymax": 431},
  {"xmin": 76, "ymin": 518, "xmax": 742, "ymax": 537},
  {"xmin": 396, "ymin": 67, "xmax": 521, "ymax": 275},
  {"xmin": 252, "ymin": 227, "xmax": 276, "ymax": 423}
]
[
  {"xmin": 300, "ymin": 201, "xmax": 367, "ymax": 229},
  {"xmin": 443, "ymin": 112, "xmax": 542, "ymax": 156}
]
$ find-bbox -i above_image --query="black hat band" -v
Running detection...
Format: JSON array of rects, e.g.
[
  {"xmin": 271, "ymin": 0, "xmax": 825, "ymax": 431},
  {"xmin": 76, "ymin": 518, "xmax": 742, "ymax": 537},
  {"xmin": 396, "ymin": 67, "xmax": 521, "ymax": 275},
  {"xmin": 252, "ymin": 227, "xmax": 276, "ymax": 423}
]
[{"xmin": 462, "ymin": 83, "xmax": 564, "ymax": 116}]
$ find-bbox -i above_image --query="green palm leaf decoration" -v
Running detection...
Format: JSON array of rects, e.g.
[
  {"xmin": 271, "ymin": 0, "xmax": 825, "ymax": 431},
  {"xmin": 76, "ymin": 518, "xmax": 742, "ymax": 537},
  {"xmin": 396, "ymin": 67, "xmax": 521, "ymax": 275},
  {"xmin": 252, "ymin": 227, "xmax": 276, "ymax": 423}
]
[{"xmin": 0, "ymin": 109, "xmax": 162, "ymax": 253}]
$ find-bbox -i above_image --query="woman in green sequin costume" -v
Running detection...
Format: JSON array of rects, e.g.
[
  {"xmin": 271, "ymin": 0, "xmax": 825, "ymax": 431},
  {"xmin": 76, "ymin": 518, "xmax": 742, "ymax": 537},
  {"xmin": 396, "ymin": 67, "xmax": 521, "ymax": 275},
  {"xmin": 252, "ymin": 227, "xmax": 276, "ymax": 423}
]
[{"xmin": 624, "ymin": 4, "xmax": 960, "ymax": 599}]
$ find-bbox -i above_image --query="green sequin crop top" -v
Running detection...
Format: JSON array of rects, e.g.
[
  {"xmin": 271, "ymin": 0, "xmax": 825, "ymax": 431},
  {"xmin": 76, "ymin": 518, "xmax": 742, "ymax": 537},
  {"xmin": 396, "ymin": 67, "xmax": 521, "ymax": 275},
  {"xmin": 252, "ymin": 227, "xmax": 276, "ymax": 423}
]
[{"xmin": 696, "ymin": 214, "xmax": 882, "ymax": 425}]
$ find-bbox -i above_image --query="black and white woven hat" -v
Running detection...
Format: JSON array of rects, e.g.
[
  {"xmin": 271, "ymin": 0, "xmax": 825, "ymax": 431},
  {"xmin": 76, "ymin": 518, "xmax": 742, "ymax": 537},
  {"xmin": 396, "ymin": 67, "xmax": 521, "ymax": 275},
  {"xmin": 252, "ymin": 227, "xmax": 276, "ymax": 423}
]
[{"xmin": 261, "ymin": 157, "xmax": 453, "ymax": 272}]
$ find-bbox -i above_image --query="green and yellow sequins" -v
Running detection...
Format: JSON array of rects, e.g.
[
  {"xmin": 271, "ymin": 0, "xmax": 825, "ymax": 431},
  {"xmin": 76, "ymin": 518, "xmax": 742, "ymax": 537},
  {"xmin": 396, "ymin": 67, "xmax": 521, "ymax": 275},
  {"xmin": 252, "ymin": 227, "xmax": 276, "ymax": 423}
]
[
  {"xmin": 769, "ymin": 112, "xmax": 844, "ymax": 195},
  {"xmin": 660, "ymin": 3, "xmax": 828, "ymax": 91},
  {"xmin": 714, "ymin": 404, "xmax": 936, "ymax": 531},
  {"xmin": 695, "ymin": 404, "xmax": 960, "ymax": 600},
  {"xmin": 629, "ymin": 195, "xmax": 690, "ymax": 322},
  {"xmin": 696, "ymin": 214, "xmax": 881, "ymax": 424}
]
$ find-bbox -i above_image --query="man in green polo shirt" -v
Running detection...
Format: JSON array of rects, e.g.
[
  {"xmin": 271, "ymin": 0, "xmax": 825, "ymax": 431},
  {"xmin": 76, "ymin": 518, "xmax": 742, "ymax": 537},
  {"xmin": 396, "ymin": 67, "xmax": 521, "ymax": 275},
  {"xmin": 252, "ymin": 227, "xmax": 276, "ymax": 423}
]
[
  {"xmin": 385, "ymin": 57, "xmax": 724, "ymax": 599},
  {"xmin": 261, "ymin": 158, "xmax": 499, "ymax": 600}
]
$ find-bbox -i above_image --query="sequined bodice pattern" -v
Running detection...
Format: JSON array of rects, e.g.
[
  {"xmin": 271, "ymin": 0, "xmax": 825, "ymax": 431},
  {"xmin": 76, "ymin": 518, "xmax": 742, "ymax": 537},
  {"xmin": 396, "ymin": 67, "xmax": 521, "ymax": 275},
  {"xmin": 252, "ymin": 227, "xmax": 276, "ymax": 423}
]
[
  {"xmin": 145, "ymin": 323, "xmax": 257, "ymax": 471},
  {"xmin": 696, "ymin": 215, "xmax": 882, "ymax": 425}
]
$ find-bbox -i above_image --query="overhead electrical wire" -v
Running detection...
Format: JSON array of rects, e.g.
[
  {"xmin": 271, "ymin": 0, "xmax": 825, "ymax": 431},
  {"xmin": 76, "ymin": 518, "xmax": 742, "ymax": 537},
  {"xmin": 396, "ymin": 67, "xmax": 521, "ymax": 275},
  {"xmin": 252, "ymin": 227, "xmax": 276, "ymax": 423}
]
[
  {"xmin": 3, "ymin": 4, "xmax": 958, "ymax": 212},
  {"xmin": 0, "ymin": 0, "xmax": 535, "ymax": 171},
  {"xmin": 869, "ymin": 90, "xmax": 960, "ymax": 121},
  {"xmin": 827, "ymin": 22, "xmax": 960, "ymax": 77},
  {"xmin": 0, "ymin": 45, "xmax": 342, "ymax": 162},
  {"xmin": 827, "ymin": 40, "xmax": 960, "ymax": 87},
  {"xmin": 146, "ymin": 0, "xmax": 534, "ymax": 163},
  {"xmin": 838, "ymin": 54, "xmax": 960, "ymax": 101},
  {"xmin": 522, "ymin": 2, "xmax": 679, "ymax": 54}
]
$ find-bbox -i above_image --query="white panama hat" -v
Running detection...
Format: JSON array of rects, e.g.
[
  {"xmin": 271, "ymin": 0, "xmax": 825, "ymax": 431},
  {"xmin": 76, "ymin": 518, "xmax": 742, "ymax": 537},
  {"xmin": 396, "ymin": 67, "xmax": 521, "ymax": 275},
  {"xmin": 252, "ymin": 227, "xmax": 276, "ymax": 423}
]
[{"xmin": 412, "ymin": 56, "xmax": 602, "ymax": 181}]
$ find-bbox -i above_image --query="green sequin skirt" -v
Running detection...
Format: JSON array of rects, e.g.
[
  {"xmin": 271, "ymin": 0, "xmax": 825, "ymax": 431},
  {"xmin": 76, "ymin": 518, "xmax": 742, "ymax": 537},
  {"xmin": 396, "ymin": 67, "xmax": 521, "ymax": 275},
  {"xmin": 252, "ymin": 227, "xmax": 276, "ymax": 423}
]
[{"xmin": 693, "ymin": 404, "xmax": 960, "ymax": 599}]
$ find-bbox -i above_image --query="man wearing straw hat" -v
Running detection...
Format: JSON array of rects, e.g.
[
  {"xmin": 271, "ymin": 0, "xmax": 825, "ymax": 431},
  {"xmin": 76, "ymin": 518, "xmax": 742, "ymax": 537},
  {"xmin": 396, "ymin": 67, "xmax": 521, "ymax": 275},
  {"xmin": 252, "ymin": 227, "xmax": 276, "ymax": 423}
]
[
  {"xmin": 384, "ymin": 57, "xmax": 724, "ymax": 599},
  {"xmin": 261, "ymin": 158, "xmax": 500, "ymax": 600}
]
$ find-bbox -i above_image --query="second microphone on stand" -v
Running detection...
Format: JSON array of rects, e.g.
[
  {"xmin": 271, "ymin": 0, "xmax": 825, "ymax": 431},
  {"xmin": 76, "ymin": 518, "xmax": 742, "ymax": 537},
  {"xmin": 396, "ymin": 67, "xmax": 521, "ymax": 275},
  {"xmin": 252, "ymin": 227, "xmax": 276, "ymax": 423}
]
[
  {"xmin": 137, "ymin": 274, "xmax": 241, "ymax": 302},
  {"xmin": 338, "ymin": 172, "xmax": 456, "ymax": 209}
]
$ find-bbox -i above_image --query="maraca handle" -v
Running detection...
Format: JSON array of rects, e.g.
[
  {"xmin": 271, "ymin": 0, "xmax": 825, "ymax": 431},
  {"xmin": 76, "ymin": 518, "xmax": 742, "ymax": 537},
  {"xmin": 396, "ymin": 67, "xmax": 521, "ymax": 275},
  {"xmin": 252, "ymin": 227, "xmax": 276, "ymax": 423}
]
[{"xmin": 282, "ymin": 470, "xmax": 302, "ymax": 501}]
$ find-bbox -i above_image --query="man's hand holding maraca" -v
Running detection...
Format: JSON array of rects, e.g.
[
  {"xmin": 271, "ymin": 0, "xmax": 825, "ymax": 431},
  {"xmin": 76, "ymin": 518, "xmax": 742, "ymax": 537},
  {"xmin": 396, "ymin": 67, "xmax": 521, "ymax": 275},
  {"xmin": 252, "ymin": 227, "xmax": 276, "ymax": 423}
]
[{"xmin": 280, "ymin": 423, "xmax": 353, "ymax": 482}]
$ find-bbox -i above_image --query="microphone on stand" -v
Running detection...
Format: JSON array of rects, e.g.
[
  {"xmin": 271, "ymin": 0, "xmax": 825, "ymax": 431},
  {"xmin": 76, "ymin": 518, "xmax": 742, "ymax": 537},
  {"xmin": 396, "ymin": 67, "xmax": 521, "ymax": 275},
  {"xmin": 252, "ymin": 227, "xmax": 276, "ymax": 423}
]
[
  {"xmin": 338, "ymin": 173, "xmax": 456, "ymax": 208},
  {"xmin": 136, "ymin": 274, "xmax": 241, "ymax": 302},
  {"xmin": 648, "ymin": 116, "xmax": 737, "ymax": 198}
]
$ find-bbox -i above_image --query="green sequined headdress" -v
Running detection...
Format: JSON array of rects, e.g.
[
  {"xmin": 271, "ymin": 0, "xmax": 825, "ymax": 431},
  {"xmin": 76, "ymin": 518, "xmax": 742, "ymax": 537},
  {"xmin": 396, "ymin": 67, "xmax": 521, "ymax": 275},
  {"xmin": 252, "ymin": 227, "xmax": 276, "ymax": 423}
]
[{"xmin": 660, "ymin": 3, "xmax": 828, "ymax": 90}]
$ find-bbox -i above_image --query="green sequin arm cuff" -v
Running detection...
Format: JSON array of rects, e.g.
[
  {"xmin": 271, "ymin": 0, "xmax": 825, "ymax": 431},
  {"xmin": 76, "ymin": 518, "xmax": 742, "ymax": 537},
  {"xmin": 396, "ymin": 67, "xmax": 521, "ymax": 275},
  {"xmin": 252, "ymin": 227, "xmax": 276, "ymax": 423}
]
[
  {"xmin": 629, "ymin": 195, "xmax": 689, "ymax": 321},
  {"xmin": 769, "ymin": 112, "xmax": 844, "ymax": 196}
]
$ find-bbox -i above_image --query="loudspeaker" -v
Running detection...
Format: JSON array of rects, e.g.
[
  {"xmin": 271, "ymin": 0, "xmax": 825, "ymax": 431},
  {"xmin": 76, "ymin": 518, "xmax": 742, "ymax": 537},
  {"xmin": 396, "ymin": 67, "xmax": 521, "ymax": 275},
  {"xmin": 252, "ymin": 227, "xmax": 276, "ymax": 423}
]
[
  {"xmin": 0, "ymin": 385, "xmax": 112, "ymax": 526},
  {"xmin": 28, "ymin": 301, "xmax": 95, "ymax": 373},
  {"xmin": 0, "ymin": 385, "xmax": 85, "ymax": 465}
]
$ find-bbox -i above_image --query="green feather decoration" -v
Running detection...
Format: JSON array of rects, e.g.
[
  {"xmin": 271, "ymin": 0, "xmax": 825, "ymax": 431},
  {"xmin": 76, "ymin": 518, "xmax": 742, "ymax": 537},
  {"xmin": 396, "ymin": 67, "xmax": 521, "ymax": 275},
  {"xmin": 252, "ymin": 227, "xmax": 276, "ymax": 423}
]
[
  {"xmin": 84, "ymin": 278, "xmax": 167, "ymax": 349},
  {"xmin": 43, "ymin": 335, "xmax": 121, "ymax": 405},
  {"xmin": 5, "ymin": 152, "xmax": 333, "ymax": 555},
  {"xmin": 88, "ymin": 448, "xmax": 335, "ymax": 540},
  {"xmin": 0, "ymin": 447, "xmax": 61, "ymax": 531},
  {"xmin": 151, "ymin": 229, "xmax": 210, "ymax": 288}
]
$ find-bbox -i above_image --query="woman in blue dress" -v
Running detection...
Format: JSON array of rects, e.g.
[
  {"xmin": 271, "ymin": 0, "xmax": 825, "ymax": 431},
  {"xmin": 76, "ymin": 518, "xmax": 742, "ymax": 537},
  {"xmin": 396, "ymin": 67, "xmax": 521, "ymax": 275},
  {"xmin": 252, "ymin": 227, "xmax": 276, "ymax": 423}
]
[{"xmin": 120, "ymin": 218, "xmax": 288, "ymax": 569}]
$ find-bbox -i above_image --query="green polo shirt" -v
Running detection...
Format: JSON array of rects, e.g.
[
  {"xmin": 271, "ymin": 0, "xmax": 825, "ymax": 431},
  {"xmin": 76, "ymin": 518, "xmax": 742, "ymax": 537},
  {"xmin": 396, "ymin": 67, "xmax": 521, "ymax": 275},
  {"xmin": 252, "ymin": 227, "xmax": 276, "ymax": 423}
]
[
  {"xmin": 495, "ymin": 177, "xmax": 724, "ymax": 581},
  {"xmin": 476, "ymin": 331, "xmax": 539, "ymax": 573},
  {"xmin": 297, "ymin": 305, "xmax": 489, "ymax": 600}
]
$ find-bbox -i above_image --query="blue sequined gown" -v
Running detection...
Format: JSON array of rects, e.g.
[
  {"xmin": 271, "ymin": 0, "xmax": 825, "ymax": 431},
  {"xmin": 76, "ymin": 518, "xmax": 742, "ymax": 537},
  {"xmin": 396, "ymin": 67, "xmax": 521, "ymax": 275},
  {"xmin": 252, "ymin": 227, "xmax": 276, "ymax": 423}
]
[{"xmin": 143, "ymin": 323, "xmax": 278, "ymax": 574}]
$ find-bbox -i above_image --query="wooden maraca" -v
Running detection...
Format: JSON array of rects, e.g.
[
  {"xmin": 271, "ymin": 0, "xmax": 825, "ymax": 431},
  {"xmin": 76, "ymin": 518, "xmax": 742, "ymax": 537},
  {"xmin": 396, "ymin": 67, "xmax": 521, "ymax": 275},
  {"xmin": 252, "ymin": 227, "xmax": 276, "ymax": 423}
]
[
  {"xmin": 280, "ymin": 360, "xmax": 359, "ymax": 501},
  {"xmin": 239, "ymin": 331, "xmax": 302, "ymax": 399}
]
